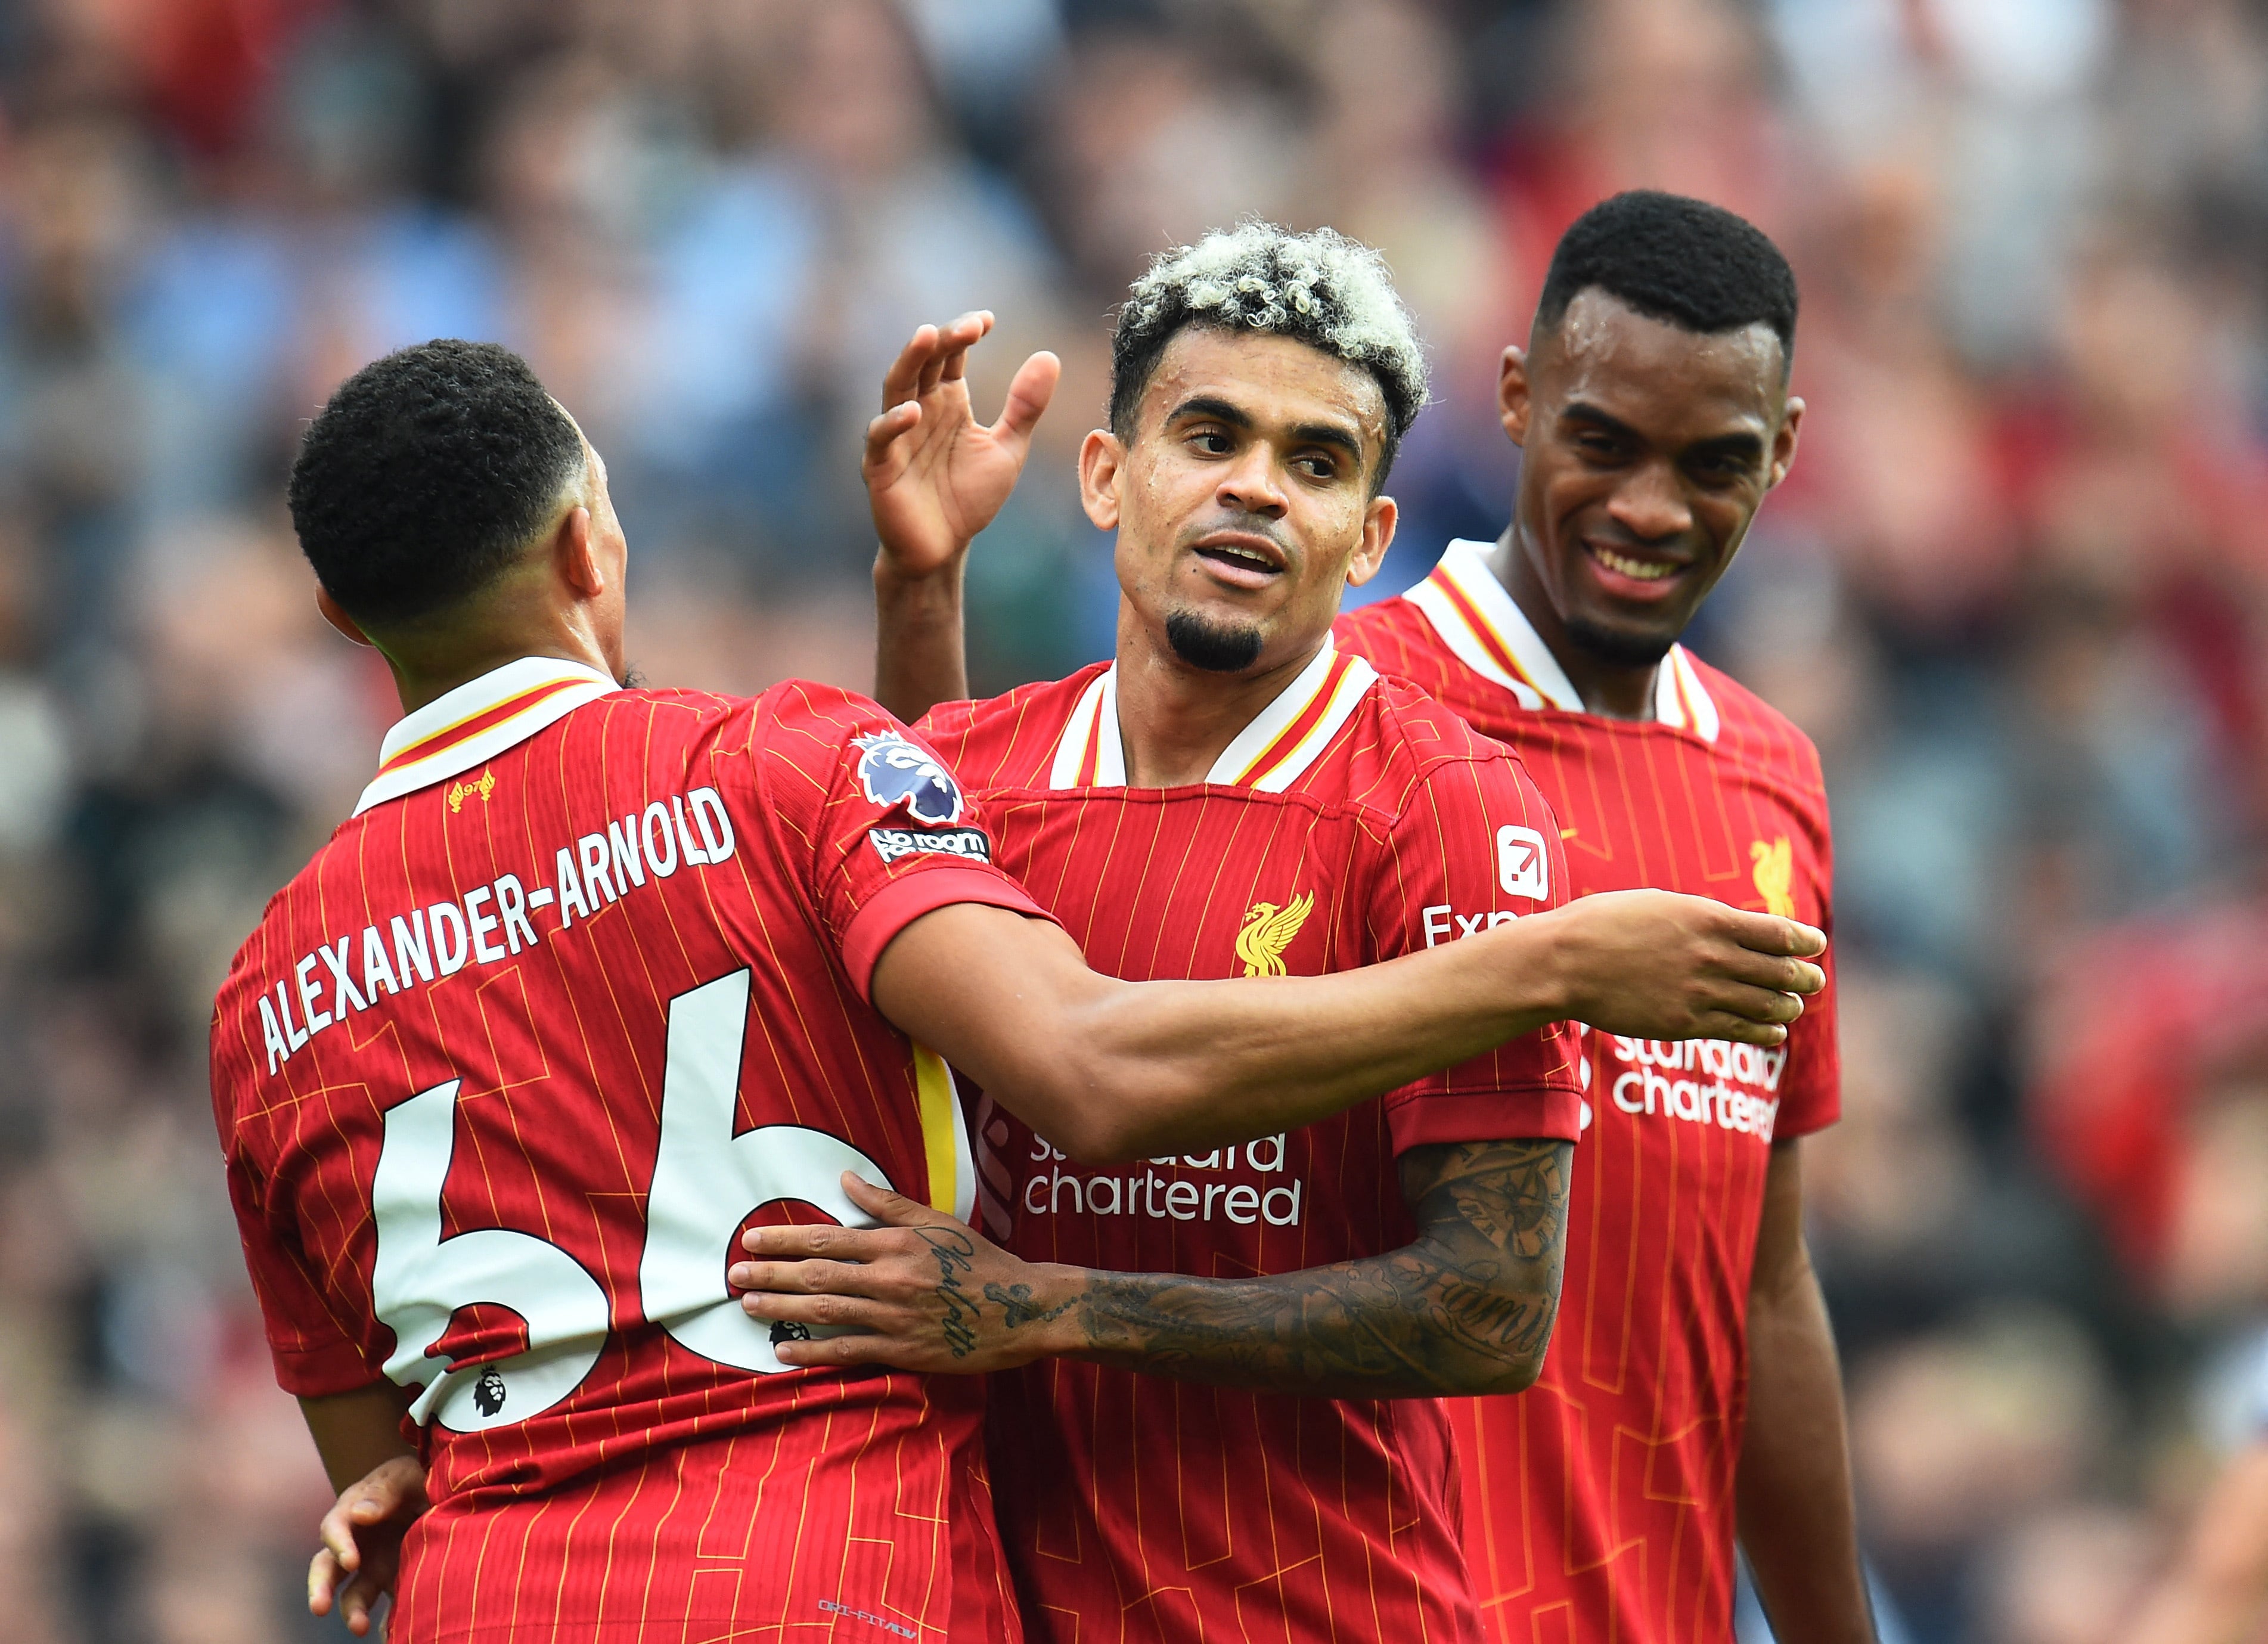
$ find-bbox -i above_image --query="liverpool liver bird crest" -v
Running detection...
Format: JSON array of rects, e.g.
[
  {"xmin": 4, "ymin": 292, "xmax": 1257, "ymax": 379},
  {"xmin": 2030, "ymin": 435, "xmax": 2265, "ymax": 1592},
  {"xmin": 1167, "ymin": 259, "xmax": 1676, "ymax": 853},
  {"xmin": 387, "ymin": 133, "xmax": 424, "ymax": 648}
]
[
  {"xmin": 1236, "ymin": 890, "xmax": 1315, "ymax": 978},
  {"xmin": 1749, "ymin": 837, "xmax": 1796, "ymax": 918}
]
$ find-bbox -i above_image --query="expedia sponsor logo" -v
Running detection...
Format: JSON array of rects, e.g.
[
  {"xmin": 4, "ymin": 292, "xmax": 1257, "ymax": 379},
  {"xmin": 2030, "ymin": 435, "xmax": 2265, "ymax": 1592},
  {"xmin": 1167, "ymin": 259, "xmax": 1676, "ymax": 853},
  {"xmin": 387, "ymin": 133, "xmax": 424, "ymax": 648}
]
[
  {"xmin": 1604, "ymin": 1035, "xmax": 1786, "ymax": 1140},
  {"xmin": 867, "ymin": 824, "xmax": 992, "ymax": 866}
]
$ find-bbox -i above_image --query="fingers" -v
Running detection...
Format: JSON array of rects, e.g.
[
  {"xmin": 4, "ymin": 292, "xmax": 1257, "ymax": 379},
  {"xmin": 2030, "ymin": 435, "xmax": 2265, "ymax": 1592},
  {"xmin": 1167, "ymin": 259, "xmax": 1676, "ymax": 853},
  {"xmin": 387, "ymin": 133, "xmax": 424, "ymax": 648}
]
[
  {"xmin": 729, "ymin": 1253, "xmax": 878, "ymax": 1296},
  {"xmin": 1720, "ymin": 908, "xmax": 1826, "ymax": 960},
  {"xmin": 880, "ymin": 324, "xmax": 941, "ymax": 410},
  {"xmin": 737, "ymin": 1288, "xmax": 886, "ymax": 1331},
  {"xmin": 308, "ymin": 1548, "xmax": 343, "ymax": 1617},
  {"xmin": 862, "ymin": 401, "xmax": 923, "ymax": 476},
  {"xmin": 937, "ymin": 311, "xmax": 992, "ymax": 383},
  {"xmin": 1706, "ymin": 982, "xmax": 1805, "ymax": 1025},
  {"xmin": 318, "ymin": 1499, "xmax": 364, "ymax": 1572},
  {"xmin": 840, "ymin": 1171, "xmax": 952, "ymax": 1226},
  {"xmin": 738, "ymin": 1218, "xmax": 894, "ymax": 1261},
  {"xmin": 1715, "ymin": 948, "xmax": 1826, "ymax": 997},
  {"xmin": 772, "ymin": 1330, "xmax": 898, "ymax": 1370},
  {"xmin": 1696, "ymin": 1013, "xmax": 1792, "ymax": 1046},
  {"xmin": 989, "ymin": 350, "xmax": 1060, "ymax": 451},
  {"xmin": 340, "ymin": 1569, "xmax": 384, "ymax": 1637}
]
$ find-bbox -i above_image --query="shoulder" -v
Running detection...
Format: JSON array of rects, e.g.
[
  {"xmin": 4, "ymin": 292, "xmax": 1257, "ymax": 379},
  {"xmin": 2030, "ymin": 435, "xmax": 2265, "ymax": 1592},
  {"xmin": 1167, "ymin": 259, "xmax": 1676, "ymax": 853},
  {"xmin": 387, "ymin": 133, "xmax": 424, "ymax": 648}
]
[
  {"xmin": 916, "ymin": 663, "xmax": 1107, "ymax": 787},
  {"xmin": 1323, "ymin": 673, "xmax": 1541, "ymax": 823},
  {"xmin": 1335, "ymin": 595, "xmax": 1441, "ymax": 677},
  {"xmin": 1683, "ymin": 651, "xmax": 1829, "ymax": 803}
]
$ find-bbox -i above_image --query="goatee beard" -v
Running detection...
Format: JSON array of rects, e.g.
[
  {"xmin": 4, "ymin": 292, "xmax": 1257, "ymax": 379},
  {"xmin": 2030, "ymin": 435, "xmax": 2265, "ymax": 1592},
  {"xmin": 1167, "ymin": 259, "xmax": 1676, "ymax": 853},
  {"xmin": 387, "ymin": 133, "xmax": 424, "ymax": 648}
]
[
  {"xmin": 1165, "ymin": 611, "xmax": 1265, "ymax": 673},
  {"xmin": 1563, "ymin": 615, "xmax": 1676, "ymax": 669}
]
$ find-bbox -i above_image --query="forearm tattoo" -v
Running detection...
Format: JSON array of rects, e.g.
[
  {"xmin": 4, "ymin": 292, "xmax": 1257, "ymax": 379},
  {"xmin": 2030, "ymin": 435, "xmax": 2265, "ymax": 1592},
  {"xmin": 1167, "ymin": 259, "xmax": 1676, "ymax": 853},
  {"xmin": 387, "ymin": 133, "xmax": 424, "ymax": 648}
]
[{"xmin": 1066, "ymin": 1137, "xmax": 1572, "ymax": 1398}]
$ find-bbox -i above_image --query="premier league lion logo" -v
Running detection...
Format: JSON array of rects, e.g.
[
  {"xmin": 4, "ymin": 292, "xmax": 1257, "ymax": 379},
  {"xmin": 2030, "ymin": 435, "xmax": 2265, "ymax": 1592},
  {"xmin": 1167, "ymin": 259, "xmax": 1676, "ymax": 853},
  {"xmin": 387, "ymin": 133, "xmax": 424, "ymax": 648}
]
[{"xmin": 855, "ymin": 733, "xmax": 964, "ymax": 826}]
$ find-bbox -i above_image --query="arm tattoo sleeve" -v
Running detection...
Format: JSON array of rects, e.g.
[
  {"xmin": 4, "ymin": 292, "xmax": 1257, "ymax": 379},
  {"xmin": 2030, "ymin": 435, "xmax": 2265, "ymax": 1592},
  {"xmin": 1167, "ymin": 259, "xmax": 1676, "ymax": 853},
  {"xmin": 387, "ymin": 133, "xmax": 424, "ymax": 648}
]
[{"xmin": 1063, "ymin": 1137, "xmax": 1572, "ymax": 1398}]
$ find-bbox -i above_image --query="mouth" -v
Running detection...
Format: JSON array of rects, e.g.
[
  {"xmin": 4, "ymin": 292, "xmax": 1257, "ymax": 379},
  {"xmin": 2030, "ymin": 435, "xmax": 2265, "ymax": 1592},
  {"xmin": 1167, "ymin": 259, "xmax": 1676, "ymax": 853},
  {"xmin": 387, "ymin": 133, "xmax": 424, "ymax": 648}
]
[
  {"xmin": 1580, "ymin": 538, "xmax": 1693, "ymax": 598},
  {"xmin": 1190, "ymin": 532, "xmax": 1287, "ymax": 590}
]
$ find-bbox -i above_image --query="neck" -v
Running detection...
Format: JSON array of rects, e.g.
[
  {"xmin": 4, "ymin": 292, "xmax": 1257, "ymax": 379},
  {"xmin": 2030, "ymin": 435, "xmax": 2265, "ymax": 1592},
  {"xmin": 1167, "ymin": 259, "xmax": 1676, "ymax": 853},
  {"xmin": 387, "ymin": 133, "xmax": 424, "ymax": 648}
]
[
  {"xmin": 1110, "ymin": 603, "xmax": 1326, "ymax": 787},
  {"xmin": 1486, "ymin": 525, "xmax": 1659, "ymax": 721},
  {"xmin": 373, "ymin": 585, "xmax": 615, "ymax": 717}
]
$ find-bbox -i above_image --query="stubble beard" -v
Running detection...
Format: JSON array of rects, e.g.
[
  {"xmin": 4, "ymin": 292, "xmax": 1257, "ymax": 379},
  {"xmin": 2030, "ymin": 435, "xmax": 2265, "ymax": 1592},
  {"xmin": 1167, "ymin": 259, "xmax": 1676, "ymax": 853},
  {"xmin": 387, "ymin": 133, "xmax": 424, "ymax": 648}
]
[{"xmin": 1562, "ymin": 613, "xmax": 1677, "ymax": 670}]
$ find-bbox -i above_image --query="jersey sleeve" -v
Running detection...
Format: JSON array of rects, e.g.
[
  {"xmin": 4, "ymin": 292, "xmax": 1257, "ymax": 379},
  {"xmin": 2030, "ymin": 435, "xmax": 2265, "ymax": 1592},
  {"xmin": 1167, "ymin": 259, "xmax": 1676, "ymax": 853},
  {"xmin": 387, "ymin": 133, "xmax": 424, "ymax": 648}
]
[
  {"xmin": 1367, "ymin": 747, "xmax": 1585, "ymax": 1153},
  {"xmin": 755, "ymin": 681, "xmax": 1056, "ymax": 1001},
  {"xmin": 210, "ymin": 1028, "xmax": 380, "ymax": 1397},
  {"xmin": 1766, "ymin": 788, "xmax": 1840, "ymax": 1140}
]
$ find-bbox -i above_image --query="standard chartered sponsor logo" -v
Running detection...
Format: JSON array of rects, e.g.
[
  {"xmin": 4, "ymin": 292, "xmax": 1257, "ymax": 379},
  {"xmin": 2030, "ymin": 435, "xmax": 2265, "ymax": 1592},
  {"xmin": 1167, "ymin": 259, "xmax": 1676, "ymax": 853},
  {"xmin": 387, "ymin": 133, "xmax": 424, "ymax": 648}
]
[
  {"xmin": 1017, "ymin": 1133, "xmax": 1304, "ymax": 1226},
  {"xmin": 1605, "ymin": 1035, "xmax": 1785, "ymax": 1139}
]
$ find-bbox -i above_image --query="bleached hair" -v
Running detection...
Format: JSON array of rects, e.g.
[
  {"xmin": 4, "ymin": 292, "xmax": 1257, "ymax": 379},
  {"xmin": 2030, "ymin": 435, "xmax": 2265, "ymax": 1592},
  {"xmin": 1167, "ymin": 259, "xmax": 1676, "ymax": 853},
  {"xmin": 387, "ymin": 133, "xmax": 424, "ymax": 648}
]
[{"xmin": 1110, "ymin": 222, "xmax": 1429, "ymax": 484}]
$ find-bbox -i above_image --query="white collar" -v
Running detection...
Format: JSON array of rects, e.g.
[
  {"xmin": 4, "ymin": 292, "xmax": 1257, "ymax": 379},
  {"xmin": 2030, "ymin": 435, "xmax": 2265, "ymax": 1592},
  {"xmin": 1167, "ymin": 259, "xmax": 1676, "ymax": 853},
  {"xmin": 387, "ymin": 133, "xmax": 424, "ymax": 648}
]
[
  {"xmin": 1045, "ymin": 638, "xmax": 1379, "ymax": 792},
  {"xmin": 1401, "ymin": 539, "xmax": 1718, "ymax": 740},
  {"xmin": 354, "ymin": 656, "xmax": 620, "ymax": 816}
]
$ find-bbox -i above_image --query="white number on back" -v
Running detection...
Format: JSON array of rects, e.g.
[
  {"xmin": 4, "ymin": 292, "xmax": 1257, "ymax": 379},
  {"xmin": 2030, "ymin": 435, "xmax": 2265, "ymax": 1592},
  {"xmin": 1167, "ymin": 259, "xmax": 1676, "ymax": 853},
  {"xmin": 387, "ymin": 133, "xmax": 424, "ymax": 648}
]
[
  {"xmin": 371, "ymin": 1080, "xmax": 612, "ymax": 1432},
  {"xmin": 641, "ymin": 969, "xmax": 893, "ymax": 1372},
  {"xmin": 368, "ymin": 968, "xmax": 899, "ymax": 1431}
]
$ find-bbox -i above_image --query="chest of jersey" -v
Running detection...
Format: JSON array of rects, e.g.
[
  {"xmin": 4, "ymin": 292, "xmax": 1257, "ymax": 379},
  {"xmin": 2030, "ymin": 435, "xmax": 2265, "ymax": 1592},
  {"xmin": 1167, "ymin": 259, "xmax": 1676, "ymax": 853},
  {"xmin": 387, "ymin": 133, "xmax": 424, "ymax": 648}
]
[{"xmin": 970, "ymin": 785, "xmax": 1416, "ymax": 1271}]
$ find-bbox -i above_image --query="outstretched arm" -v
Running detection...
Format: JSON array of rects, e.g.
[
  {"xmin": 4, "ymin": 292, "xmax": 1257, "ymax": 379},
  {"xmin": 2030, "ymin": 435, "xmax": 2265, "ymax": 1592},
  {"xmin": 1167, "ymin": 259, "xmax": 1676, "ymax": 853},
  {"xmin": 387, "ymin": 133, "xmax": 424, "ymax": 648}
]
[
  {"xmin": 735, "ymin": 1139, "xmax": 1569, "ymax": 1397},
  {"xmin": 1736, "ymin": 1141, "xmax": 1876, "ymax": 1644},
  {"xmin": 873, "ymin": 890, "xmax": 1824, "ymax": 1164},
  {"xmin": 865, "ymin": 312, "xmax": 1056, "ymax": 721}
]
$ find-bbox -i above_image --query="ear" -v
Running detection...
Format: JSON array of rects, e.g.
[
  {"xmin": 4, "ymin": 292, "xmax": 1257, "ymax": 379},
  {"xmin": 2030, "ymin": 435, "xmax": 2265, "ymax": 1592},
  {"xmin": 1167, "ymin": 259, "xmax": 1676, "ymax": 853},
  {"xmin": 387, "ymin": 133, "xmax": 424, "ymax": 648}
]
[
  {"xmin": 1078, "ymin": 429, "xmax": 1124, "ymax": 532},
  {"xmin": 315, "ymin": 587, "xmax": 375, "ymax": 648},
  {"xmin": 553, "ymin": 506, "xmax": 603, "ymax": 598},
  {"xmin": 1345, "ymin": 493, "xmax": 1398, "ymax": 590},
  {"xmin": 1498, "ymin": 345, "xmax": 1533, "ymax": 448},
  {"xmin": 1767, "ymin": 396, "xmax": 1804, "ymax": 491}
]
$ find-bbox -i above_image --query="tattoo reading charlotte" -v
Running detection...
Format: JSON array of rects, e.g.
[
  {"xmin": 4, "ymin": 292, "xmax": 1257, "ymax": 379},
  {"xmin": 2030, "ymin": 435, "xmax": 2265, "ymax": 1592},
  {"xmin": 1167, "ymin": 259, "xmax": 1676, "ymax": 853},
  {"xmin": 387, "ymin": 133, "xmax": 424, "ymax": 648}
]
[{"xmin": 914, "ymin": 1226, "xmax": 986, "ymax": 1359}]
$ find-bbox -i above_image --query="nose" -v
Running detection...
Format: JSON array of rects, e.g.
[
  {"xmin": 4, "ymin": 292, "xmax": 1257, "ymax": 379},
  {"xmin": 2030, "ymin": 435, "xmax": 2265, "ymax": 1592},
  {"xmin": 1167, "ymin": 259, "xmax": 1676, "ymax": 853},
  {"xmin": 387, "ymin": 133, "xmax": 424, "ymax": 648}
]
[
  {"xmin": 1216, "ymin": 444, "xmax": 1289, "ymax": 519},
  {"xmin": 1605, "ymin": 458, "xmax": 1693, "ymax": 543}
]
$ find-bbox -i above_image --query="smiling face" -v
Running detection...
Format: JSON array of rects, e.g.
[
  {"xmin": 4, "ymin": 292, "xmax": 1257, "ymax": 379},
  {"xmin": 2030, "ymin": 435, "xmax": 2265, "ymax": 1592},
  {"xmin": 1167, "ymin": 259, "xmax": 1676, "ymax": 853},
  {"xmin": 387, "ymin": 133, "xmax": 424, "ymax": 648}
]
[
  {"xmin": 1081, "ymin": 325, "xmax": 1397, "ymax": 678},
  {"xmin": 1504, "ymin": 288, "xmax": 1801, "ymax": 670}
]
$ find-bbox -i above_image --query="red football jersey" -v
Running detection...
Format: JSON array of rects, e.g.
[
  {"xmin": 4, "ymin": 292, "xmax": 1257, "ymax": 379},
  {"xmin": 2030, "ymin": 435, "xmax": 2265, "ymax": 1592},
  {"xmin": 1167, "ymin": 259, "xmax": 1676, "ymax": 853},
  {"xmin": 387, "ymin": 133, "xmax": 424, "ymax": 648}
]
[
  {"xmin": 1339, "ymin": 542, "xmax": 1841, "ymax": 1643},
  {"xmin": 916, "ymin": 637, "xmax": 1585, "ymax": 1644},
  {"xmin": 210, "ymin": 656, "xmax": 1051, "ymax": 1643}
]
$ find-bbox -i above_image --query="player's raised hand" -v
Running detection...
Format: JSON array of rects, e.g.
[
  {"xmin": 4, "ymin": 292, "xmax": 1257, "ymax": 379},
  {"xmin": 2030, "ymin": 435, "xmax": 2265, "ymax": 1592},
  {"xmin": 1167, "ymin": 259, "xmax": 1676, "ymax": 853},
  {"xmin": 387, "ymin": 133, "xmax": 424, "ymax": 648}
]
[
  {"xmin": 865, "ymin": 311, "xmax": 1061, "ymax": 581},
  {"xmin": 307, "ymin": 1454, "xmax": 427, "ymax": 1636},
  {"xmin": 1538, "ymin": 889, "xmax": 1826, "ymax": 1045},
  {"xmin": 733, "ymin": 1174, "xmax": 1082, "ymax": 1375}
]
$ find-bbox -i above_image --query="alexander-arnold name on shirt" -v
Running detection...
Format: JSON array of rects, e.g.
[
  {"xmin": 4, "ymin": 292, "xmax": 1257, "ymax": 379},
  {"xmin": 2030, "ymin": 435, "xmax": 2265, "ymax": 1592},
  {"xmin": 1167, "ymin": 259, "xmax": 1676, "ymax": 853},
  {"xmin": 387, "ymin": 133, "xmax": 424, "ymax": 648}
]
[{"xmin": 252, "ymin": 786, "xmax": 734, "ymax": 1077}]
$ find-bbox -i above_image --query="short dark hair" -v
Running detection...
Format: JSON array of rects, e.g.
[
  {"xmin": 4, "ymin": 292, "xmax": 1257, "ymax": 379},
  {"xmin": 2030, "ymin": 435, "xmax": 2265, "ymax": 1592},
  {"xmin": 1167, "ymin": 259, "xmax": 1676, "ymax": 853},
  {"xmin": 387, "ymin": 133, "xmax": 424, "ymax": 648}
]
[
  {"xmin": 1535, "ymin": 191, "xmax": 1798, "ymax": 373},
  {"xmin": 288, "ymin": 340, "xmax": 585, "ymax": 628},
  {"xmin": 1109, "ymin": 224, "xmax": 1430, "ymax": 491}
]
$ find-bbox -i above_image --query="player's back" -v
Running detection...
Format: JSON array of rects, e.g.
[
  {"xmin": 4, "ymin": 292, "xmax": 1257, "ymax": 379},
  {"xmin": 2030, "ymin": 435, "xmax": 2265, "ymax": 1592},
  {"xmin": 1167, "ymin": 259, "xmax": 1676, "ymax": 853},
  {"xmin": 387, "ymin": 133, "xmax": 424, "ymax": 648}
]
[
  {"xmin": 919, "ymin": 646, "xmax": 1583, "ymax": 1644},
  {"xmin": 212, "ymin": 659, "xmax": 1032, "ymax": 1642},
  {"xmin": 1341, "ymin": 545, "xmax": 1840, "ymax": 1643}
]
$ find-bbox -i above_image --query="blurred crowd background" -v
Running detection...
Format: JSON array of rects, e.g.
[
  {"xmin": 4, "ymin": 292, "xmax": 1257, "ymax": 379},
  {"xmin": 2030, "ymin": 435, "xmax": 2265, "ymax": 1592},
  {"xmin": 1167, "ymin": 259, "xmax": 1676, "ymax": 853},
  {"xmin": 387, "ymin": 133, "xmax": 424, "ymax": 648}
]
[{"xmin": 0, "ymin": 0, "xmax": 2262, "ymax": 1639}]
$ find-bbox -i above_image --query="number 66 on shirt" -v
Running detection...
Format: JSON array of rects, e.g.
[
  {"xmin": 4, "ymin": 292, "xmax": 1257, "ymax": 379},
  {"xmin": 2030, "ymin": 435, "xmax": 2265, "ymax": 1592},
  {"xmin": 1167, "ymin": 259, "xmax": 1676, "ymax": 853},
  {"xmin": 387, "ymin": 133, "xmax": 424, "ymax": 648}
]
[{"xmin": 369, "ymin": 968, "xmax": 950, "ymax": 1433}]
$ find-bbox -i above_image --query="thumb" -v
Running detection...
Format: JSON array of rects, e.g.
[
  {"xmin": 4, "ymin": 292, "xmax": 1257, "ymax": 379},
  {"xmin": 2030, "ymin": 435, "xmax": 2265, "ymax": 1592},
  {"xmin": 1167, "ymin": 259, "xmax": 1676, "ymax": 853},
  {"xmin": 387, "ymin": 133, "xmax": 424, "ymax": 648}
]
[
  {"xmin": 991, "ymin": 352, "xmax": 1060, "ymax": 452},
  {"xmin": 842, "ymin": 1171, "xmax": 938, "ymax": 1226}
]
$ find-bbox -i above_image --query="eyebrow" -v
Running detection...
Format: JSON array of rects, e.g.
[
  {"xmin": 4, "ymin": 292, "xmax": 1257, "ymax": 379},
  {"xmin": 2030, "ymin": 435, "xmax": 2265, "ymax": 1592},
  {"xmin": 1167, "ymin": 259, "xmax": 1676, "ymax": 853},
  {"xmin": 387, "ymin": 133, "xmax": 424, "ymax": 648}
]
[
  {"xmin": 1562, "ymin": 400, "xmax": 1766, "ymax": 463},
  {"xmin": 1166, "ymin": 396, "xmax": 1367, "ymax": 464}
]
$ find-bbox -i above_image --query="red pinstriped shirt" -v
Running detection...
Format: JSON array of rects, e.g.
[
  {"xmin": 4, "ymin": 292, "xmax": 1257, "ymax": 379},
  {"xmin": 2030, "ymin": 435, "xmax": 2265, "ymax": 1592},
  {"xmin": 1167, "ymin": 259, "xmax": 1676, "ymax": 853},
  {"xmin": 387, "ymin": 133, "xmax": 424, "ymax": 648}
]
[
  {"xmin": 211, "ymin": 657, "xmax": 1049, "ymax": 1642},
  {"xmin": 1339, "ymin": 542, "xmax": 1841, "ymax": 1644},
  {"xmin": 916, "ymin": 637, "xmax": 1585, "ymax": 1644}
]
